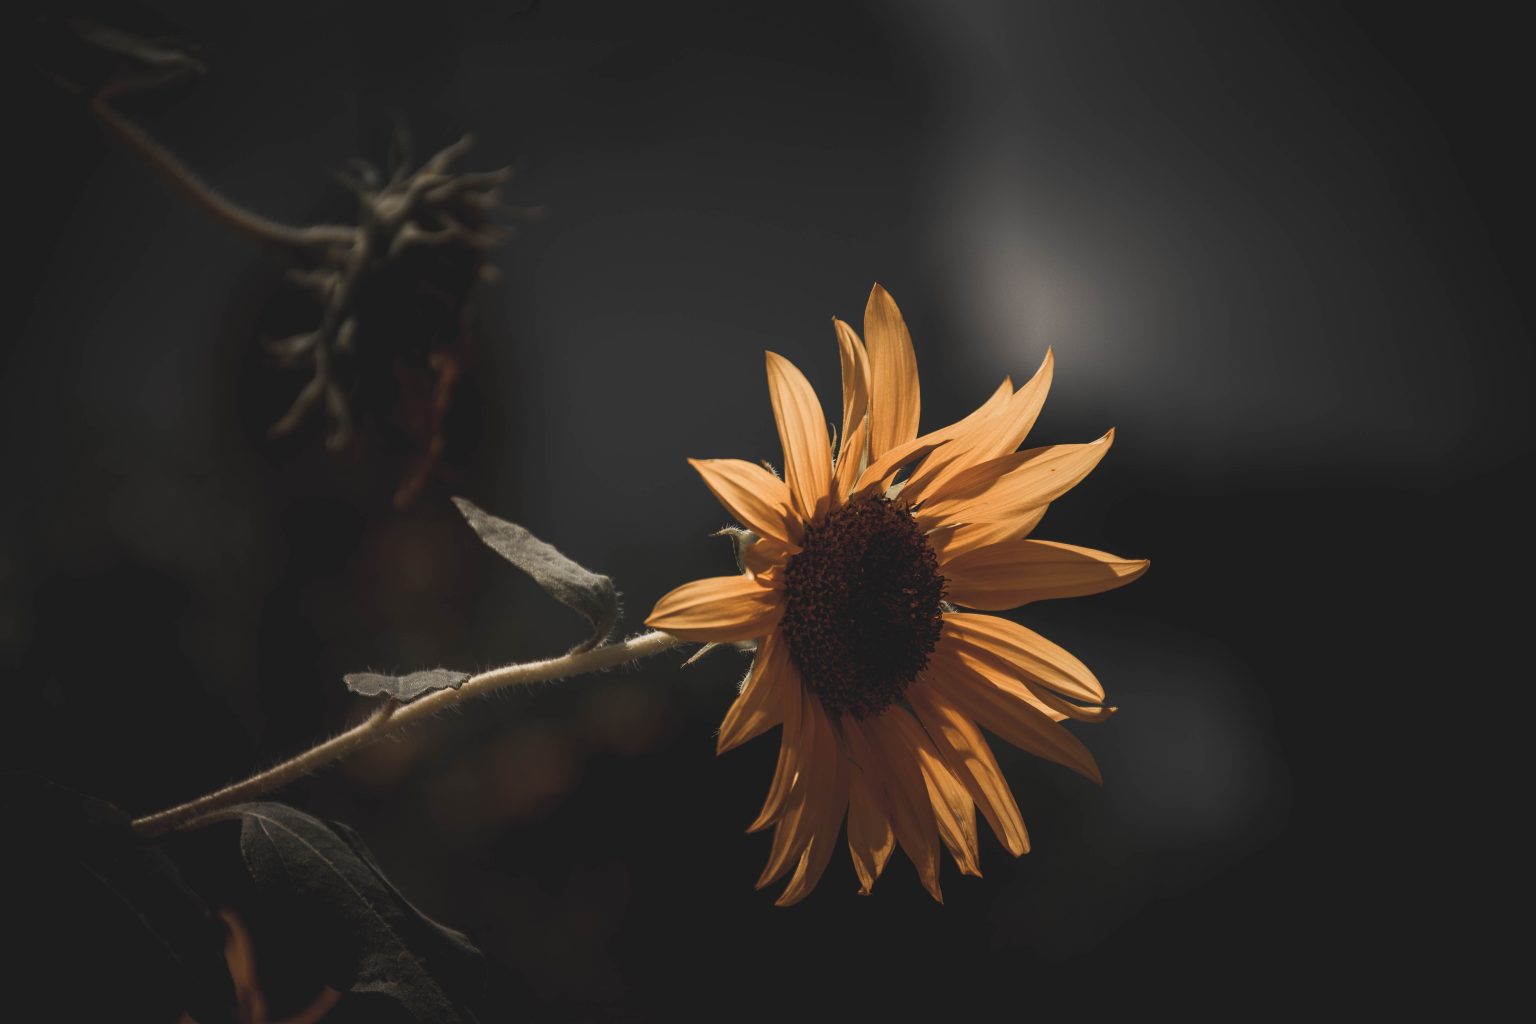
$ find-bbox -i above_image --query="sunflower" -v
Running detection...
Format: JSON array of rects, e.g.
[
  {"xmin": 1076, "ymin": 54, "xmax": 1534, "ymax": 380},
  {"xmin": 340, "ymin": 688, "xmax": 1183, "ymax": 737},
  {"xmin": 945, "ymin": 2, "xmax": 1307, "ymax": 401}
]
[{"xmin": 647, "ymin": 285, "xmax": 1147, "ymax": 905}]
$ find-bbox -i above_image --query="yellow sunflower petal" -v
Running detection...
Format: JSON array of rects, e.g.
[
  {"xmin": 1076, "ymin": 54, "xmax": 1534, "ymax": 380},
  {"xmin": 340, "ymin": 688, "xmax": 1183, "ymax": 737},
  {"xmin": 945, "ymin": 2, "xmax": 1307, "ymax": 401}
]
[
  {"xmin": 914, "ymin": 431, "xmax": 1114, "ymax": 530},
  {"xmin": 834, "ymin": 318, "xmax": 870, "ymax": 467},
  {"xmin": 765, "ymin": 351, "xmax": 833, "ymax": 522},
  {"xmin": 756, "ymin": 694, "xmax": 839, "ymax": 890},
  {"xmin": 689, "ymin": 458, "xmax": 802, "ymax": 547},
  {"xmin": 774, "ymin": 721, "xmax": 851, "ymax": 906},
  {"xmin": 833, "ymin": 417, "xmax": 870, "ymax": 504},
  {"xmin": 942, "ymin": 611, "xmax": 1104, "ymax": 702},
  {"xmin": 926, "ymin": 507, "xmax": 1048, "ymax": 563},
  {"xmin": 908, "ymin": 684, "xmax": 1030, "ymax": 856},
  {"xmin": 941, "ymin": 627, "xmax": 1117, "ymax": 724},
  {"xmin": 864, "ymin": 709, "xmax": 943, "ymax": 902},
  {"xmin": 717, "ymin": 633, "xmax": 788, "ymax": 753},
  {"xmin": 904, "ymin": 351, "xmax": 1054, "ymax": 505},
  {"xmin": 945, "ymin": 540, "xmax": 1149, "ymax": 610},
  {"xmin": 925, "ymin": 643, "xmax": 1103, "ymax": 785},
  {"xmin": 740, "ymin": 536, "xmax": 792, "ymax": 580},
  {"xmin": 863, "ymin": 284, "xmax": 921, "ymax": 460},
  {"xmin": 887, "ymin": 710, "xmax": 981, "ymax": 877},
  {"xmin": 747, "ymin": 664, "xmax": 805, "ymax": 833},
  {"xmin": 897, "ymin": 380, "xmax": 1011, "ymax": 502},
  {"xmin": 851, "ymin": 435, "xmax": 946, "ymax": 498},
  {"xmin": 844, "ymin": 722, "xmax": 896, "ymax": 894},
  {"xmin": 646, "ymin": 575, "xmax": 783, "ymax": 642}
]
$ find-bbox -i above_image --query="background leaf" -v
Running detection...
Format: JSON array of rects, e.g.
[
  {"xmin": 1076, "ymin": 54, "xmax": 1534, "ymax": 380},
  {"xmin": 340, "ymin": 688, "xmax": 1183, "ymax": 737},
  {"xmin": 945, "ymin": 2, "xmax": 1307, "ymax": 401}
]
[
  {"xmin": 452, "ymin": 496, "xmax": 619, "ymax": 650},
  {"xmin": 233, "ymin": 802, "xmax": 484, "ymax": 1023},
  {"xmin": 343, "ymin": 668, "xmax": 471, "ymax": 703},
  {"xmin": 3, "ymin": 773, "xmax": 234, "ymax": 1023}
]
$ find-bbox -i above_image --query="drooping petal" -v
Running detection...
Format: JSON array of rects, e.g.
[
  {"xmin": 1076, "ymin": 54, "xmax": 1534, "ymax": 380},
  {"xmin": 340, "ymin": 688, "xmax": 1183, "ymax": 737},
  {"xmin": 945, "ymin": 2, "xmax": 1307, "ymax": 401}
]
[
  {"xmin": 646, "ymin": 575, "xmax": 783, "ymax": 642},
  {"xmin": 747, "ymin": 663, "xmax": 805, "ymax": 833},
  {"xmin": 863, "ymin": 708, "xmax": 943, "ymax": 902},
  {"xmin": 945, "ymin": 540, "xmax": 1150, "ymax": 610},
  {"xmin": 863, "ymin": 284, "xmax": 921, "ymax": 460},
  {"xmin": 834, "ymin": 318, "xmax": 870, "ymax": 467},
  {"xmin": 765, "ymin": 351, "xmax": 833, "ymax": 521},
  {"xmin": 885, "ymin": 710, "xmax": 981, "ymax": 877},
  {"xmin": 914, "ymin": 431, "xmax": 1114, "ymax": 530},
  {"xmin": 756, "ymin": 693, "xmax": 839, "ymax": 890},
  {"xmin": 908, "ymin": 683, "xmax": 1030, "ymax": 856},
  {"xmin": 689, "ymin": 458, "xmax": 802, "ymax": 547},
  {"xmin": 844, "ymin": 721, "xmax": 895, "ymax": 894},
  {"xmin": 926, "ymin": 507, "xmax": 1048, "ymax": 563},
  {"xmin": 924, "ymin": 642, "xmax": 1103, "ymax": 785},
  {"xmin": 941, "ymin": 612, "xmax": 1105, "ymax": 702},
  {"xmin": 717, "ymin": 633, "xmax": 788, "ymax": 753},
  {"xmin": 904, "ymin": 351, "xmax": 1054, "ymax": 505},
  {"xmin": 775, "ymin": 715, "xmax": 851, "ymax": 906}
]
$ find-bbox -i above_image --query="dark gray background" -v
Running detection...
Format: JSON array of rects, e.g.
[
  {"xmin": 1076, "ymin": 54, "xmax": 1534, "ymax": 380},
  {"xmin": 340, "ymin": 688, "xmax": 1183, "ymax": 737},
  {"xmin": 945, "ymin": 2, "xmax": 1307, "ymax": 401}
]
[{"xmin": 9, "ymin": 0, "xmax": 1528, "ymax": 1017}]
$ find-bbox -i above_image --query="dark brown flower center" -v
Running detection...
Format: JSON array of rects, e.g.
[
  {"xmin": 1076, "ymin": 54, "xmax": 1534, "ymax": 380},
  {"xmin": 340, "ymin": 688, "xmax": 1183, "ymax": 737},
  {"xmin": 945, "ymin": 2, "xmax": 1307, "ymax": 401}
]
[{"xmin": 779, "ymin": 496, "xmax": 946, "ymax": 720}]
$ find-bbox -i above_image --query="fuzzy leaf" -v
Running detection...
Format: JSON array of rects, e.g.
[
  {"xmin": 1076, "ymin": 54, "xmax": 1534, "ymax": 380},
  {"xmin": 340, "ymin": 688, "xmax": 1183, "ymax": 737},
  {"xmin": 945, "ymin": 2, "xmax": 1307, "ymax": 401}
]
[
  {"xmin": 452, "ymin": 496, "xmax": 619, "ymax": 650},
  {"xmin": 4, "ymin": 773, "xmax": 234, "ymax": 1023},
  {"xmin": 344, "ymin": 668, "xmax": 470, "ymax": 703},
  {"xmin": 232, "ymin": 802, "xmax": 484, "ymax": 1023}
]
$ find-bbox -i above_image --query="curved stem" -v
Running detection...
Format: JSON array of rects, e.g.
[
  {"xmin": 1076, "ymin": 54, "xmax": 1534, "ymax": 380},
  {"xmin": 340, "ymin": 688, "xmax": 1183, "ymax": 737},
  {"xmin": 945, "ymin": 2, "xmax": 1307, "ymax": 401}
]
[
  {"xmin": 132, "ymin": 630, "xmax": 685, "ymax": 837},
  {"xmin": 91, "ymin": 96, "xmax": 355, "ymax": 252}
]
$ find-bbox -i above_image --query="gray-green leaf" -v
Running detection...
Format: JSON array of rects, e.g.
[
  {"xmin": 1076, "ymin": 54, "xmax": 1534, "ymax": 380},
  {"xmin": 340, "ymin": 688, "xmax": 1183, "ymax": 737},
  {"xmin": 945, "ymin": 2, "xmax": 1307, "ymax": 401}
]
[
  {"xmin": 233, "ymin": 802, "xmax": 484, "ymax": 1023},
  {"xmin": 452, "ymin": 496, "xmax": 619, "ymax": 650},
  {"xmin": 343, "ymin": 668, "xmax": 471, "ymax": 703}
]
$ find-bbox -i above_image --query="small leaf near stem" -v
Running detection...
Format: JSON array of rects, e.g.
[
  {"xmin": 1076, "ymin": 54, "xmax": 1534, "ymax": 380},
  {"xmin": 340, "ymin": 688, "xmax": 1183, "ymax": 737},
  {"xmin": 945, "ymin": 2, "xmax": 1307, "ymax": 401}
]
[
  {"xmin": 452, "ymin": 496, "xmax": 619, "ymax": 651},
  {"xmin": 343, "ymin": 669, "xmax": 470, "ymax": 703}
]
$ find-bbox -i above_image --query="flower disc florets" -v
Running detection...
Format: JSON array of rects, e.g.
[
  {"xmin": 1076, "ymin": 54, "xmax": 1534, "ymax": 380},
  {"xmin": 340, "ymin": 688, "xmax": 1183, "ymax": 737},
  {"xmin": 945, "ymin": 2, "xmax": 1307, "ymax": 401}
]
[{"xmin": 779, "ymin": 496, "xmax": 946, "ymax": 719}]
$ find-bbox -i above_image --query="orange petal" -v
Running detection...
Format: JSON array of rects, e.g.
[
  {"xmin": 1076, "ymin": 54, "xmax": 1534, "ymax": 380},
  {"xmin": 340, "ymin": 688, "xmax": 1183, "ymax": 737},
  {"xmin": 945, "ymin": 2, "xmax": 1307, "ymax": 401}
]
[
  {"xmin": 689, "ymin": 458, "xmax": 802, "ymax": 547},
  {"xmin": 942, "ymin": 619, "xmax": 1115, "ymax": 722},
  {"xmin": 646, "ymin": 575, "xmax": 783, "ymax": 642},
  {"xmin": 926, "ymin": 507, "xmax": 1048, "ymax": 563},
  {"xmin": 774, "ymin": 718, "xmax": 851, "ymax": 906},
  {"xmin": 220, "ymin": 910, "xmax": 264, "ymax": 1019},
  {"xmin": 863, "ymin": 284, "xmax": 921, "ymax": 460},
  {"xmin": 740, "ymin": 536, "xmax": 792, "ymax": 580},
  {"xmin": 765, "ymin": 352, "xmax": 833, "ymax": 522},
  {"xmin": 717, "ymin": 634, "xmax": 788, "ymax": 753},
  {"xmin": 944, "ymin": 540, "xmax": 1149, "ymax": 610},
  {"xmin": 942, "ymin": 612, "xmax": 1104, "ymax": 702},
  {"xmin": 284, "ymin": 987, "xmax": 343, "ymax": 1024},
  {"xmin": 844, "ymin": 722, "xmax": 896, "ymax": 894},
  {"xmin": 925, "ymin": 642, "xmax": 1103, "ymax": 785},
  {"xmin": 851, "ymin": 435, "xmax": 946, "ymax": 498},
  {"xmin": 863, "ymin": 710, "xmax": 944, "ymax": 902},
  {"xmin": 908, "ymin": 684, "xmax": 1030, "ymax": 856},
  {"xmin": 905, "ymin": 351, "xmax": 1053, "ymax": 505},
  {"xmin": 834, "ymin": 318, "xmax": 870, "ymax": 467},
  {"xmin": 748, "ymin": 664, "xmax": 805, "ymax": 832},
  {"xmin": 756, "ymin": 694, "xmax": 839, "ymax": 889},
  {"xmin": 833, "ymin": 418, "xmax": 869, "ymax": 504},
  {"xmin": 897, "ymin": 380, "xmax": 1011, "ymax": 505},
  {"xmin": 886, "ymin": 711, "xmax": 981, "ymax": 877},
  {"xmin": 915, "ymin": 430, "xmax": 1114, "ymax": 529}
]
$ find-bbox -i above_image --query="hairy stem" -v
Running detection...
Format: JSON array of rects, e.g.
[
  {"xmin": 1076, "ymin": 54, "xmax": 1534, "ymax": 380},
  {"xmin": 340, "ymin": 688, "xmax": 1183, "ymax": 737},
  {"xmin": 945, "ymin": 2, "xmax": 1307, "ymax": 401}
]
[{"xmin": 132, "ymin": 630, "xmax": 685, "ymax": 837}]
